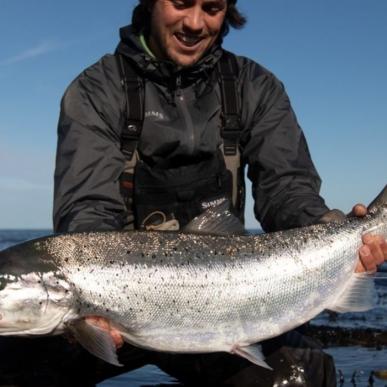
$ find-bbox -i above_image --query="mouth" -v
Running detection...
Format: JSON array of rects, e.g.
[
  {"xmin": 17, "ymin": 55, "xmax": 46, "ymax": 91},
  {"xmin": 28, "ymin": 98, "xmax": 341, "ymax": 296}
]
[{"xmin": 174, "ymin": 32, "xmax": 204, "ymax": 48}]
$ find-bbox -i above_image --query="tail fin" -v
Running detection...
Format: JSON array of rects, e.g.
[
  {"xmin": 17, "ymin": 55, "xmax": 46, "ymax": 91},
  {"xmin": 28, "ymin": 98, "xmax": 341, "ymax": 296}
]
[{"xmin": 368, "ymin": 185, "xmax": 387, "ymax": 212}]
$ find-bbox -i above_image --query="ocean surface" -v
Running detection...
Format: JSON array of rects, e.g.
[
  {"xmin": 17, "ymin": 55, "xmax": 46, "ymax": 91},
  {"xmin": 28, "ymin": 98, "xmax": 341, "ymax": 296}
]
[{"xmin": 0, "ymin": 229, "xmax": 386, "ymax": 387}]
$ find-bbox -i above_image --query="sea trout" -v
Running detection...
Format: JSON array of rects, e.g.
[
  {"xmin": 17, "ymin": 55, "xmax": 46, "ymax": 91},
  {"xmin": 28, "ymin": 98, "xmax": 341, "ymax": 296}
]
[{"xmin": 0, "ymin": 186, "xmax": 386, "ymax": 368}]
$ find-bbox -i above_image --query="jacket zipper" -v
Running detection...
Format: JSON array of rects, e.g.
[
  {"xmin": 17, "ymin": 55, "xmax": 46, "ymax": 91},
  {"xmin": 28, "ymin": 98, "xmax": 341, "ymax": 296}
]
[{"xmin": 175, "ymin": 75, "xmax": 195, "ymax": 155}]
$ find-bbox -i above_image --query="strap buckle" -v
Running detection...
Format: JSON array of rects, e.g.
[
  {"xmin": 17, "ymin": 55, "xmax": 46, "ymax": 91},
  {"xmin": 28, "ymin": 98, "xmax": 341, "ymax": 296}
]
[{"xmin": 121, "ymin": 121, "xmax": 142, "ymax": 141}]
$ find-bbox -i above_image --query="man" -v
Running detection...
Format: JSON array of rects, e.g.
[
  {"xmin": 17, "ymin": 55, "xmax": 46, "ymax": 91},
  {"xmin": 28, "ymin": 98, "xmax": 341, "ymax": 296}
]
[{"xmin": 53, "ymin": 0, "xmax": 387, "ymax": 385}]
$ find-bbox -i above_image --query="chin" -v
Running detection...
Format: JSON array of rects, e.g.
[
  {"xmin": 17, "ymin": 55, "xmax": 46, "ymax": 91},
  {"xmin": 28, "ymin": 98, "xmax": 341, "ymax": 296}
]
[{"xmin": 171, "ymin": 54, "xmax": 202, "ymax": 68}]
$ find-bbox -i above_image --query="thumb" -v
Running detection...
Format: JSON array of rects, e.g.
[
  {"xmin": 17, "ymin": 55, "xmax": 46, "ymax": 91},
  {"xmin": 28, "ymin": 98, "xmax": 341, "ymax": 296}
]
[{"xmin": 347, "ymin": 204, "xmax": 367, "ymax": 218}]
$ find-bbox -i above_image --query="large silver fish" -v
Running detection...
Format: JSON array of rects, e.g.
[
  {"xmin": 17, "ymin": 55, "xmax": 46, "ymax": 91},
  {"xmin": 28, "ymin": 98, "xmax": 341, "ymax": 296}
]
[{"xmin": 0, "ymin": 186, "xmax": 386, "ymax": 369}]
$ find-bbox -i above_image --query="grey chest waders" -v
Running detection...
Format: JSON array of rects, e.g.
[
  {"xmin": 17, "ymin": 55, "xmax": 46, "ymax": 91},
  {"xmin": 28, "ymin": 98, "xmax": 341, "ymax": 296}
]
[{"xmin": 117, "ymin": 51, "xmax": 245, "ymax": 230}]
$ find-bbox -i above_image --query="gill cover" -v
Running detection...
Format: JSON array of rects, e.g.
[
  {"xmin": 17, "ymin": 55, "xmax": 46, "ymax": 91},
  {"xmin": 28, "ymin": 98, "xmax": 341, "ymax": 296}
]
[{"xmin": 0, "ymin": 271, "xmax": 72, "ymax": 336}]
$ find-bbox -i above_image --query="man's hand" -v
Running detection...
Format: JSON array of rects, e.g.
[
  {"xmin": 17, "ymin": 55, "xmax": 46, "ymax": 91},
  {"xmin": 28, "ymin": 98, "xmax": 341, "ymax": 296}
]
[
  {"xmin": 351, "ymin": 204, "xmax": 387, "ymax": 273},
  {"xmin": 85, "ymin": 316, "xmax": 124, "ymax": 349}
]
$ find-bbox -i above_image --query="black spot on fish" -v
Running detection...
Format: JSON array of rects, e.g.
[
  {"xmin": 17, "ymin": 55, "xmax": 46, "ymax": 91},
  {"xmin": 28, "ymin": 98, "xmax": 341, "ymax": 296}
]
[{"xmin": 127, "ymin": 250, "xmax": 131, "ymax": 255}]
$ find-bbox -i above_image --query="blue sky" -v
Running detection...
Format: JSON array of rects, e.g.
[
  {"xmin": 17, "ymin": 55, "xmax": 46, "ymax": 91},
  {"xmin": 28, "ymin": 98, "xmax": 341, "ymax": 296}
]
[{"xmin": 0, "ymin": 0, "xmax": 386, "ymax": 229}]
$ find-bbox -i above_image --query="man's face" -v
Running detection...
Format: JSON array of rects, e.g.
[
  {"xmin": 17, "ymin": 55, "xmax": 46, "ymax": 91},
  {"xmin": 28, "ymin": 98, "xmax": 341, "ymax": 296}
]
[{"xmin": 148, "ymin": 0, "xmax": 227, "ymax": 67}]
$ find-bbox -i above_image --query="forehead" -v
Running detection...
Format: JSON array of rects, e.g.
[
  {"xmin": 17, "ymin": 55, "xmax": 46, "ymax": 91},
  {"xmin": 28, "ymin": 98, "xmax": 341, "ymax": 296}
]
[{"xmin": 159, "ymin": 0, "xmax": 227, "ymax": 5}]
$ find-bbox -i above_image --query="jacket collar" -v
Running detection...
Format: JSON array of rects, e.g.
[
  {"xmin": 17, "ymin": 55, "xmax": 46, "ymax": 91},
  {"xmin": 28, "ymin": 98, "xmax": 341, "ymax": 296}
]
[{"xmin": 115, "ymin": 25, "xmax": 223, "ymax": 87}]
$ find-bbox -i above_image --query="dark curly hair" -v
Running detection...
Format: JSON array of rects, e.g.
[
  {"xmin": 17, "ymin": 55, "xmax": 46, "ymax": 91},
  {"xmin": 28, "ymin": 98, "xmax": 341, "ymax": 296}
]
[{"xmin": 131, "ymin": 0, "xmax": 246, "ymax": 38}]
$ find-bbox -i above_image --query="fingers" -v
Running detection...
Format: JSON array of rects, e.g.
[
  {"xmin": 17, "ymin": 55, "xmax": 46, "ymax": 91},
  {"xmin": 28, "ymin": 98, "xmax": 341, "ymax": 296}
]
[
  {"xmin": 357, "ymin": 245, "xmax": 377, "ymax": 273},
  {"xmin": 362, "ymin": 234, "xmax": 386, "ymax": 265},
  {"xmin": 356, "ymin": 233, "xmax": 387, "ymax": 273},
  {"xmin": 85, "ymin": 316, "xmax": 124, "ymax": 349},
  {"xmin": 383, "ymin": 241, "xmax": 387, "ymax": 258},
  {"xmin": 86, "ymin": 316, "xmax": 109, "ymax": 329},
  {"xmin": 350, "ymin": 204, "xmax": 367, "ymax": 217},
  {"xmin": 110, "ymin": 330, "xmax": 125, "ymax": 349}
]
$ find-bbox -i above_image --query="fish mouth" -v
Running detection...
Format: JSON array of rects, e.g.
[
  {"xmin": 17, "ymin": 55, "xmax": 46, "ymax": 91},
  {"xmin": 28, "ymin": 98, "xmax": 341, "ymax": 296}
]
[{"xmin": 174, "ymin": 32, "xmax": 204, "ymax": 48}]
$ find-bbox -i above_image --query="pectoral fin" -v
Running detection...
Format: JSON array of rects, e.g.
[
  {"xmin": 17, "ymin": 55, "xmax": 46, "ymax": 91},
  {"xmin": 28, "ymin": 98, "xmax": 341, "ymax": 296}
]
[
  {"xmin": 68, "ymin": 319, "xmax": 122, "ymax": 367},
  {"xmin": 232, "ymin": 343, "xmax": 272, "ymax": 370},
  {"xmin": 327, "ymin": 272, "xmax": 376, "ymax": 313}
]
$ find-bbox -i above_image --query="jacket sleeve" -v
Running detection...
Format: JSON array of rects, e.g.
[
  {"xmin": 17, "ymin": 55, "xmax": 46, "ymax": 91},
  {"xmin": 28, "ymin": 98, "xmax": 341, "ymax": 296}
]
[
  {"xmin": 240, "ymin": 61, "xmax": 330, "ymax": 232},
  {"xmin": 53, "ymin": 55, "xmax": 128, "ymax": 233}
]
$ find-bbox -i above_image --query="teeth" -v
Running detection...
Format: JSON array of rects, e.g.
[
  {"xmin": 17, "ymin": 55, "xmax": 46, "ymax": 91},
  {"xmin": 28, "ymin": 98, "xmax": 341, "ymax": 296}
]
[{"xmin": 176, "ymin": 33, "xmax": 202, "ymax": 46}]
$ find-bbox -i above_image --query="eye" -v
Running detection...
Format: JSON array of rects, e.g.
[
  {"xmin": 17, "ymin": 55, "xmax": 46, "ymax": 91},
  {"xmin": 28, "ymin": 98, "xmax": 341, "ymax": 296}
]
[
  {"xmin": 172, "ymin": 0, "xmax": 189, "ymax": 10},
  {"xmin": 203, "ymin": 1, "xmax": 226, "ymax": 15}
]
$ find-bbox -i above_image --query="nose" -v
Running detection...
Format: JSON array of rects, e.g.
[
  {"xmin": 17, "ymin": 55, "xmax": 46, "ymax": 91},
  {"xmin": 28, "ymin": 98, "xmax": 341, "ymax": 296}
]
[{"xmin": 183, "ymin": 6, "xmax": 205, "ymax": 32}]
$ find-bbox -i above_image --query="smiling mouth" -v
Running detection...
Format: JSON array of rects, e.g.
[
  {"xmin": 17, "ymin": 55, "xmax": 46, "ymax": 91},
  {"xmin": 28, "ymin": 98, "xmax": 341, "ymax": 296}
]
[{"xmin": 174, "ymin": 32, "xmax": 204, "ymax": 47}]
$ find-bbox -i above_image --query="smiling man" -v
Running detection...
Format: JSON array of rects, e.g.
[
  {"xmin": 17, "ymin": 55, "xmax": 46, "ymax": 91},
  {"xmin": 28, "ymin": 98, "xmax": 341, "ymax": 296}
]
[
  {"xmin": 147, "ymin": 0, "xmax": 227, "ymax": 66},
  {"xmin": 53, "ymin": 0, "xmax": 387, "ymax": 385}
]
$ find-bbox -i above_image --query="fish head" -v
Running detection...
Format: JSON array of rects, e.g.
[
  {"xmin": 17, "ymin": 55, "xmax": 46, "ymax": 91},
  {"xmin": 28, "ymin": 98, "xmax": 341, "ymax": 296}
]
[
  {"xmin": 0, "ymin": 240, "xmax": 73, "ymax": 336},
  {"xmin": 0, "ymin": 271, "xmax": 72, "ymax": 335}
]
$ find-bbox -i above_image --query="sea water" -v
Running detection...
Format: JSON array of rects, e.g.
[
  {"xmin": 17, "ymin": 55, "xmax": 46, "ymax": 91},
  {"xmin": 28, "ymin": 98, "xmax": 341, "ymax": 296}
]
[{"xmin": 1, "ymin": 230, "xmax": 386, "ymax": 387}]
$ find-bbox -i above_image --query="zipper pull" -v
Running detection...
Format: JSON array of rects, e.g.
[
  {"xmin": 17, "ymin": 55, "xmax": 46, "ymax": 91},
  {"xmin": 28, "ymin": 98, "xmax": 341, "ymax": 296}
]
[
  {"xmin": 175, "ymin": 75, "xmax": 182, "ymax": 98},
  {"xmin": 176, "ymin": 75, "xmax": 182, "ymax": 88}
]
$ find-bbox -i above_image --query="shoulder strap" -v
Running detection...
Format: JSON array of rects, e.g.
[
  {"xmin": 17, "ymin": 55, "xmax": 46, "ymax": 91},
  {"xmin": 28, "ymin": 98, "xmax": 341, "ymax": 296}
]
[
  {"xmin": 218, "ymin": 50, "xmax": 241, "ymax": 156},
  {"xmin": 217, "ymin": 51, "xmax": 244, "ymax": 213},
  {"xmin": 116, "ymin": 51, "xmax": 245, "ymax": 220},
  {"xmin": 116, "ymin": 54, "xmax": 144, "ymax": 161}
]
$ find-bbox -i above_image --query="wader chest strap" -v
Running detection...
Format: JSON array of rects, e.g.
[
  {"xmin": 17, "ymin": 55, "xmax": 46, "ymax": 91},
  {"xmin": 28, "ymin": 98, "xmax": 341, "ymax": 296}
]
[
  {"xmin": 117, "ymin": 54, "xmax": 144, "ymax": 160},
  {"xmin": 218, "ymin": 51, "xmax": 241, "ymax": 157},
  {"xmin": 218, "ymin": 52, "xmax": 243, "ymax": 211},
  {"xmin": 116, "ymin": 51, "xmax": 244, "ymax": 220}
]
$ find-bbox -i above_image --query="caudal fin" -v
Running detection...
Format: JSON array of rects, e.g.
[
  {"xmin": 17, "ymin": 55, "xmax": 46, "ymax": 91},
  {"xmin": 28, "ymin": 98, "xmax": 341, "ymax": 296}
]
[{"xmin": 368, "ymin": 185, "xmax": 387, "ymax": 212}]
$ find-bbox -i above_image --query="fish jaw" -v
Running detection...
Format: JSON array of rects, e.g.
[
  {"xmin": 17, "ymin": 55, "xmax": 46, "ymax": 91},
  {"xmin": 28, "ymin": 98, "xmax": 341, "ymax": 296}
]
[{"xmin": 0, "ymin": 271, "xmax": 74, "ymax": 336}]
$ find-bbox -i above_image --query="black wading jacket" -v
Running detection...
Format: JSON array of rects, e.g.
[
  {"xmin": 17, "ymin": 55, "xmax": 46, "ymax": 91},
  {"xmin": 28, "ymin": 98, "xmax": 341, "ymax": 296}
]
[{"xmin": 53, "ymin": 26, "xmax": 329, "ymax": 233}]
